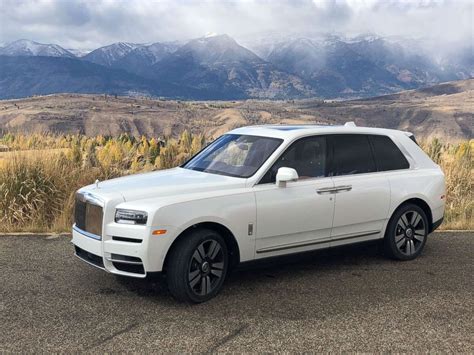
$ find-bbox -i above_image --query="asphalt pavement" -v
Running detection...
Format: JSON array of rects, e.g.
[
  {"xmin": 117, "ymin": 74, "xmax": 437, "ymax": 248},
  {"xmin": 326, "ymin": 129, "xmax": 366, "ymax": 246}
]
[{"xmin": 1, "ymin": 232, "xmax": 473, "ymax": 352}]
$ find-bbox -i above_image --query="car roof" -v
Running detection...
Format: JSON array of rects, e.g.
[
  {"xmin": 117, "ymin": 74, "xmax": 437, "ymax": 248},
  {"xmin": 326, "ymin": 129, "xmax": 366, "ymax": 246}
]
[{"xmin": 229, "ymin": 123, "xmax": 411, "ymax": 140}]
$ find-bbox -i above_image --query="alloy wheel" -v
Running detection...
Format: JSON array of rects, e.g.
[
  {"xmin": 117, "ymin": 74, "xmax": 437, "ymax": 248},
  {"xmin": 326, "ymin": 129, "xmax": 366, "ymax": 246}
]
[
  {"xmin": 394, "ymin": 210, "xmax": 426, "ymax": 256},
  {"xmin": 188, "ymin": 240, "xmax": 225, "ymax": 296}
]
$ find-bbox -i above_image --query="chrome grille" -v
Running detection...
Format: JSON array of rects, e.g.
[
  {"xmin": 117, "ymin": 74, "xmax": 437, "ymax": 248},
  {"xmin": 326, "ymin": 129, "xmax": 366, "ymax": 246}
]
[{"xmin": 74, "ymin": 193, "xmax": 103, "ymax": 238}]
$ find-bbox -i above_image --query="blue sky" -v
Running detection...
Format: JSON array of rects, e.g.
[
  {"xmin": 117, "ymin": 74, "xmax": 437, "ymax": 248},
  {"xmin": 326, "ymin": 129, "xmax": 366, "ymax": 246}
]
[{"xmin": 0, "ymin": 0, "xmax": 472, "ymax": 50}]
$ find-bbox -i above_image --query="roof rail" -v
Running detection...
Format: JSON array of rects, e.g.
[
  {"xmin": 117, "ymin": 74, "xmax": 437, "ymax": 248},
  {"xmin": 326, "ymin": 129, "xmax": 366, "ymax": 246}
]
[{"xmin": 344, "ymin": 121, "xmax": 356, "ymax": 127}]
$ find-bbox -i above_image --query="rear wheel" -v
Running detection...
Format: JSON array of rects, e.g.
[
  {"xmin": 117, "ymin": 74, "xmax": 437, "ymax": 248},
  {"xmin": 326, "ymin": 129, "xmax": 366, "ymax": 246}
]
[
  {"xmin": 166, "ymin": 228, "xmax": 228, "ymax": 303},
  {"xmin": 383, "ymin": 204, "xmax": 429, "ymax": 260}
]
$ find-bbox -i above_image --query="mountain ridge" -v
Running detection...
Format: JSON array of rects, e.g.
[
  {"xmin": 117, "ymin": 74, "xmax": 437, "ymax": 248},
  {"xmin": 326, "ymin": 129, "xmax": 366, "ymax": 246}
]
[
  {"xmin": 82, "ymin": 42, "xmax": 142, "ymax": 67},
  {"xmin": 0, "ymin": 34, "xmax": 472, "ymax": 100},
  {"xmin": 0, "ymin": 39, "xmax": 76, "ymax": 58}
]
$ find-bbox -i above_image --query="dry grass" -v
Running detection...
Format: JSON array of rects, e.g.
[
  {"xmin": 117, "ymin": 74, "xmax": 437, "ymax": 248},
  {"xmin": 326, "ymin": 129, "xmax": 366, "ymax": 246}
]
[
  {"xmin": 0, "ymin": 133, "xmax": 472, "ymax": 232},
  {"xmin": 0, "ymin": 148, "xmax": 69, "ymax": 169},
  {"xmin": 420, "ymin": 139, "xmax": 473, "ymax": 230},
  {"xmin": 0, "ymin": 153, "xmax": 98, "ymax": 232},
  {"xmin": 0, "ymin": 132, "xmax": 204, "ymax": 232}
]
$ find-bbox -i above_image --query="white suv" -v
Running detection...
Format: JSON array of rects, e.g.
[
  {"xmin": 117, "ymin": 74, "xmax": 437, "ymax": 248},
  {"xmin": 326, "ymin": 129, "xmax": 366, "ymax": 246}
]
[{"xmin": 72, "ymin": 123, "xmax": 445, "ymax": 302}]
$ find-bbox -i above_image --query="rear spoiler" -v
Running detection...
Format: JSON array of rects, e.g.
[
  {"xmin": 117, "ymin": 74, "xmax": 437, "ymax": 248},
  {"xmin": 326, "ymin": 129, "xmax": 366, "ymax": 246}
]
[{"xmin": 403, "ymin": 132, "xmax": 418, "ymax": 145}]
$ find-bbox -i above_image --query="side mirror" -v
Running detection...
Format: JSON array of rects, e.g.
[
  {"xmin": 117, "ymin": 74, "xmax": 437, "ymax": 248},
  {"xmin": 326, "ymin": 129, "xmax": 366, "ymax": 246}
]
[{"xmin": 276, "ymin": 167, "xmax": 298, "ymax": 187}]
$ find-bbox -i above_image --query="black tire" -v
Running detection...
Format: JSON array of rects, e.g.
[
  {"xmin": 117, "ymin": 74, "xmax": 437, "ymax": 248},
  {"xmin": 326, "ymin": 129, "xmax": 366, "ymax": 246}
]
[
  {"xmin": 383, "ymin": 203, "xmax": 429, "ymax": 261},
  {"xmin": 166, "ymin": 228, "xmax": 228, "ymax": 303}
]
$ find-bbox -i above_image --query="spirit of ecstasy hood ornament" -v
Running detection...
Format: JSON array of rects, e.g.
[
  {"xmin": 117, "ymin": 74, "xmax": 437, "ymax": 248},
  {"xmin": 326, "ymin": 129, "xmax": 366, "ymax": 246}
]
[{"xmin": 95, "ymin": 179, "xmax": 100, "ymax": 189}]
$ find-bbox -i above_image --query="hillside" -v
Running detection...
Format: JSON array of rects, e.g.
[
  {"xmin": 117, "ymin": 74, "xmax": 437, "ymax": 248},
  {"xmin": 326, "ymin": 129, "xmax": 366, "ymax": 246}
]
[
  {"xmin": 0, "ymin": 79, "xmax": 472, "ymax": 141},
  {"xmin": 0, "ymin": 56, "xmax": 160, "ymax": 99}
]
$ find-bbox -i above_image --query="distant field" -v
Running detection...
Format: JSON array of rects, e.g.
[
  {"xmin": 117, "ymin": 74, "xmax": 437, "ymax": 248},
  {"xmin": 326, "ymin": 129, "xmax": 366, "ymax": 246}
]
[{"xmin": 0, "ymin": 79, "xmax": 472, "ymax": 142}]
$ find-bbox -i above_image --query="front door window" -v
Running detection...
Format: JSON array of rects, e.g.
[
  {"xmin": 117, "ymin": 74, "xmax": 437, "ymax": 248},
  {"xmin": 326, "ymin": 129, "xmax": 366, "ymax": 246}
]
[{"xmin": 260, "ymin": 136, "xmax": 327, "ymax": 184}]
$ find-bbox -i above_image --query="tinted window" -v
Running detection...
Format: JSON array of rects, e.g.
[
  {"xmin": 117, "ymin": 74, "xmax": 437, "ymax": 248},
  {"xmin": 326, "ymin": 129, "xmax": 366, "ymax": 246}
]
[
  {"xmin": 369, "ymin": 135, "xmax": 410, "ymax": 171},
  {"xmin": 260, "ymin": 136, "xmax": 326, "ymax": 184},
  {"xmin": 331, "ymin": 135, "xmax": 376, "ymax": 176},
  {"xmin": 183, "ymin": 134, "xmax": 282, "ymax": 178}
]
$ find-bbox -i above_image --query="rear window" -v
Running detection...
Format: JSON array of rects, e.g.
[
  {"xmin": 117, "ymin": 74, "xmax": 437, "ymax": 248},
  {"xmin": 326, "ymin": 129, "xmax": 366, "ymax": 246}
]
[
  {"xmin": 369, "ymin": 135, "xmax": 410, "ymax": 171},
  {"xmin": 331, "ymin": 135, "xmax": 376, "ymax": 176}
]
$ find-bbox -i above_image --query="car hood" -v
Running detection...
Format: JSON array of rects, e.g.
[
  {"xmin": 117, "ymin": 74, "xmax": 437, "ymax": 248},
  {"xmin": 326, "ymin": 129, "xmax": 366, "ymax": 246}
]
[{"xmin": 78, "ymin": 167, "xmax": 246, "ymax": 202}]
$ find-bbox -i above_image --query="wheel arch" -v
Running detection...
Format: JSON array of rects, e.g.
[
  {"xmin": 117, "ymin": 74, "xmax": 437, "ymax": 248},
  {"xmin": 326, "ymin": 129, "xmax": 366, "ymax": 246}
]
[
  {"xmin": 392, "ymin": 197, "xmax": 434, "ymax": 232},
  {"xmin": 163, "ymin": 222, "xmax": 241, "ymax": 272}
]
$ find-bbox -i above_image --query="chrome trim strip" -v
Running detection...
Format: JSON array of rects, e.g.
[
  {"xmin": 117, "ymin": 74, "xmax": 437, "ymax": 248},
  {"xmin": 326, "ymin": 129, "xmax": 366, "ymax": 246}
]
[
  {"xmin": 105, "ymin": 257, "xmax": 143, "ymax": 265},
  {"xmin": 257, "ymin": 237, "xmax": 331, "ymax": 253},
  {"xmin": 75, "ymin": 191, "xmax": 105, "ymax": 207},
  {"xmin": 331, "ymin": 230, "xmax": 380, "ymax": 242},
  {"xmin": 74, "ymin": 253, "xmax": 105, "ymax": 271},
  {"xmin": 256, "ymin": 230, "xmax": 381, "ymax": 254},
  {"xmin": 73, "ymin": 224, "xmax": 101, "ymax": 240}
]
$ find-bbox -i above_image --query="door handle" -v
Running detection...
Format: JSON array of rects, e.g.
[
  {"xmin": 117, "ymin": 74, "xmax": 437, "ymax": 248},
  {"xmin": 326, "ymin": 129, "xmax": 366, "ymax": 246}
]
[
  {"xmin": 316, "ymin": 187, "xmax": 338, "ymax": 194},
  {"xmin": 334, "ymin": 185, "xmax": 352, "ymax": 192},
  {"xmin": 317, "ymin": 185, "xmax": 352, "ymax": 194}
]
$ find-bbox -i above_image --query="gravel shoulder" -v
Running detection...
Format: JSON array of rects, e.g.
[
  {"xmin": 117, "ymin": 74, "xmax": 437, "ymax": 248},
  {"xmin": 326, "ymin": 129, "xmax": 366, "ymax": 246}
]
[{"xmin": 1, "ymin": 232, "xmax": 473, "ymax": 352}]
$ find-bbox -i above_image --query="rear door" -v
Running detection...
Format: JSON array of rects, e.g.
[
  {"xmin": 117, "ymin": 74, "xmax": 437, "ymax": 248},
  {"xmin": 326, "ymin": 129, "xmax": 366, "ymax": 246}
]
[{"xmin": 328, "ymin": 134, "xmax": 391, "ymax": 244}]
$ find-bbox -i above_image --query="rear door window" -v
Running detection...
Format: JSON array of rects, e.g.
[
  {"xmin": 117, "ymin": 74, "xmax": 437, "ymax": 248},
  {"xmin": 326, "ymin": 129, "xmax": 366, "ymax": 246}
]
[
  {"xmin": 369, "ymin": 135, "xmax": 410, "ymax": 171},
  {"xmin": 330, "ymin": 135, "xmax": 376, "ymax": 176}
]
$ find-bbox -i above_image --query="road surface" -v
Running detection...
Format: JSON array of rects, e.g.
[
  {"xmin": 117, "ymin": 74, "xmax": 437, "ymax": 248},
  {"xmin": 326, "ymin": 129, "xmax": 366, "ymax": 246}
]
[{"xmin": 1, "ymin": 232, "xmax": 472, "ymax": 352}]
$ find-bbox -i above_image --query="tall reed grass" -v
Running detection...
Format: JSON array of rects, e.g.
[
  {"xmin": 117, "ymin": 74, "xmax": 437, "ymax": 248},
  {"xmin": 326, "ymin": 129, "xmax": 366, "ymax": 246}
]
[
  {"xmin": 0, "ymin": 133, "xmax": 472, "ymax": 232},
  {"xmin": 0, "ymin": 132, "xmax": 204, "ymax": 232},
  {"xmin": 420, "ymin": 139, "xmax": 473, "ymax": 230}
]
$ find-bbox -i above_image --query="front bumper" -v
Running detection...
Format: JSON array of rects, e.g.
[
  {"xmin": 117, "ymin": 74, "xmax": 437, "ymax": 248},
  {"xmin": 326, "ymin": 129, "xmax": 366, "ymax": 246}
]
[
  {"xmin": 71, "ymin": 223, "xmax": 178, "ymax": 278},
  {"xmin": 72, "ymin": 225, "xmax": 146, "ymax": 278}
]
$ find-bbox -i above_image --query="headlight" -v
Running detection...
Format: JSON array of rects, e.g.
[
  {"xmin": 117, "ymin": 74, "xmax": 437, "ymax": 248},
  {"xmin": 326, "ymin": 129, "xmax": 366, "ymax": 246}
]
[{"xmin": 115, "ymin": 209, "xmax": 148, "ymax": 225}]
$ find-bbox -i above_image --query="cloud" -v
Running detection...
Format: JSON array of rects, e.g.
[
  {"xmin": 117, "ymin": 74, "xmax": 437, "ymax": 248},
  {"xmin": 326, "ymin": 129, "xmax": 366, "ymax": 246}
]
[{"xmin": 0, "ymin": 0, "xmax": 472, "ymax": 50}]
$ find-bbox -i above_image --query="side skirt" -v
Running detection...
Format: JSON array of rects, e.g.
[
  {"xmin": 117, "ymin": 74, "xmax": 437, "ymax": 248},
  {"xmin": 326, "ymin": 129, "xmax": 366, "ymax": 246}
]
[
  {"xmin": 237, "ymin": 238, "xmax": 382, "ymax": 271},
  {"xmin": 256, "ymin": 230, "xmax": 381, "ymax": 254}
]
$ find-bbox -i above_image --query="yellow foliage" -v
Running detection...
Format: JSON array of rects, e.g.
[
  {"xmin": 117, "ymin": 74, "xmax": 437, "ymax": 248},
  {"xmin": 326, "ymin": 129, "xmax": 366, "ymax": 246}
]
[{"xmin": 0, "ymin": 132, "xmax": 471, "ymax": 232}]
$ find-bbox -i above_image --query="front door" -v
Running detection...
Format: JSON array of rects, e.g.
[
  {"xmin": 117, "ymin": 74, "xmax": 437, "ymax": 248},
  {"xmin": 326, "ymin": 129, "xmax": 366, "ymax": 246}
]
[{"xmin": 254, "ymin": 135, "xmax": 335, "ymax": 257}]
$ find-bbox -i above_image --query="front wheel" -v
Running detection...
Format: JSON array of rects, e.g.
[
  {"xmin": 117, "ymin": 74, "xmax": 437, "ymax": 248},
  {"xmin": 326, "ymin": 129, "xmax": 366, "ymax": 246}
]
[
  {"xmin": 383, "ymin": 204, "xmax": 429, "ymax": 261},
  {"xmin": 166, "ymin": 228, "xmax": 228, "ymax": 303}
]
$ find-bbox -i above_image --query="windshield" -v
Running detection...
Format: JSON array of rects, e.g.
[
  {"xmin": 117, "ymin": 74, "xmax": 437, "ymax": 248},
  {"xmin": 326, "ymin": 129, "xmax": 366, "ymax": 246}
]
[{"xmin": 183, "ymin": 134, "xmax": 283, "ymax": 178}]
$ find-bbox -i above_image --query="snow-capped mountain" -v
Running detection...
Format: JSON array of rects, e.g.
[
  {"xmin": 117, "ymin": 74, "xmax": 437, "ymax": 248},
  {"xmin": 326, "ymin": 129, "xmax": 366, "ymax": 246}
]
[
  {"xmin": 0, "ymin": 39, "xmax": 75, "ymax": 58},
  {"xmin": 0, "ymin": 34, "xmax": 472, "ymax": 100},
  {"xmin": 176, "ymin": 34, "xmax": 262, "ymax": 64},
  {"xmin": 267, "ymin": 38, "xmax": 326, "ymax": 76},
  {"xmin": 262, "ymin": 34, "xmax": 473, "ymax": 98},
  {"xmin": 113, "ymin": 42, "xmax": 179, "ymax": 75},
  {"xmin": 151, "ymin": 34, "xmax": 313, "ymax": 99},
  {"xmin": 67, "ymin": 48, "xmax": 92, "ymax": 57},
  {"xmin": 83, "ymin": 42, "xmax": 142, "ymax": 67}
]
